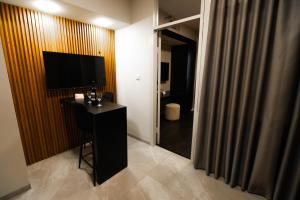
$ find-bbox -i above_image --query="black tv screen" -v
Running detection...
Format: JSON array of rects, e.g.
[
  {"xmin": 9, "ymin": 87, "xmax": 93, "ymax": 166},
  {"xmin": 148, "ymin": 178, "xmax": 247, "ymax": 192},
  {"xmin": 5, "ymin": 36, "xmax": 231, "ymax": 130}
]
[
  {"xmin": 43, "ymin": 51, "xmax": 106, "ymax": 89},
  {"xmin": 161, "ymin": 62, "xmax": 169, "ymax": 82}
]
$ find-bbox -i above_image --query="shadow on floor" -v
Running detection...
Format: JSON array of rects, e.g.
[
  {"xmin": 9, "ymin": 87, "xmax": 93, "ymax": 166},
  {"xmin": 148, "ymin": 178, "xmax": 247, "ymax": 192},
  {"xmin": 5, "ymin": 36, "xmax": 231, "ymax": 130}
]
[{"xmin": 159, "ymin": 111, "xmax": 193, "ymax": 158}]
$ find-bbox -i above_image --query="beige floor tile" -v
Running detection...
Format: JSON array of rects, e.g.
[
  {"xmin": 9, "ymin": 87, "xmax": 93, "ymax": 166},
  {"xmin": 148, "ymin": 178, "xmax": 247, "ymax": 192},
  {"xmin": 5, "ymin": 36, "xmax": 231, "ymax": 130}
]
[
  {"xmin": 147, "ymin": 163, "xmax": 197, "ymax": 200},
  {"xmin": 128, "ymin": 142, "xmax": 170, "ymax": 176},
  {"xmin": 97, "ymin": 167, "xmax": 145, "ymax": 197},
  {"xmin": 160, "ymin": 153, "xmax": 191, "ymax": 173},
  {"xmin": 92, "ymin": 185, "xmax": 119, "ymax": 200},
  {"xmin": 60, "ymin": 188, "xmax": 99, "ymax": 200},
  {"xmin": 124, "ymin": 187, "xmax": 148, "ymax": 200},
  {"xmin": 136, "ymin": 176, "xmax": 182, "ymax": 200},
  {"xmin": 9, "ymin": 137, "xmax": 265, "ymax": 200},
  {"xmin": 49, "ymin": 170, "xmax": 92, "ymax": 200}
]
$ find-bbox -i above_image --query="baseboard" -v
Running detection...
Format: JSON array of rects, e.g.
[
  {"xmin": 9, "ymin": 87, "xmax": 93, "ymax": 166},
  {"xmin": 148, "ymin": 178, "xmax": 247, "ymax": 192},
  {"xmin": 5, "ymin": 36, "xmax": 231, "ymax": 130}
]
[
  {"xmin": 127, "ymin": 133, "xmax": 151, "ymax": 145},
  {"xmin": 0, "ymin": 184, "xmax": 31, "ymax": 200}
]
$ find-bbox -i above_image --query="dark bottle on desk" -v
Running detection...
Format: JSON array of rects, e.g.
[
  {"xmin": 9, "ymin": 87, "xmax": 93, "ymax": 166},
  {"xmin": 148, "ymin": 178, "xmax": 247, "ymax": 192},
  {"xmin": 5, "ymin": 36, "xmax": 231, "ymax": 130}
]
[{"xmin": 91, "ymin": 86, "xmax": 97, "ymax": 102}]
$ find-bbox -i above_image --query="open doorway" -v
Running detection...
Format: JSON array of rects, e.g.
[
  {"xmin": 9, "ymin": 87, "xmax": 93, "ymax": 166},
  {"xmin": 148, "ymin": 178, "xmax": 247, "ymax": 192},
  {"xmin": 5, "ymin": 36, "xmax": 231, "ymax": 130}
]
[{"xmin": 157, "ymin": 21, "xmax": 199, "ymax": 158}]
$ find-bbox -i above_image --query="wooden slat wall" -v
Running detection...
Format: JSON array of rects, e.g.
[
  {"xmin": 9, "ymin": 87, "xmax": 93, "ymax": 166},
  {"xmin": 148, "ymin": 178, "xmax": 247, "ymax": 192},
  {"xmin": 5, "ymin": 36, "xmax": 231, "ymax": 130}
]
[{"xmin": 0, "ymin": 3, "xmax": 117, "ymax": 165}]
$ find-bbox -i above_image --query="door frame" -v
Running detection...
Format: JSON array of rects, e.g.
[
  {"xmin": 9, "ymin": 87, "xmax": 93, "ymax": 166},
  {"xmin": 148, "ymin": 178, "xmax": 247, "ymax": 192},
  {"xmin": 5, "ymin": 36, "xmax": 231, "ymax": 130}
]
[
  {"xmin": 156, "ymin": 31, "xmax": 162, "ymax": 144},
  {"xmin": 190, "ymin": 0, "xmax": 212, "ymax": 162},
  {"xmin": 153, "ymin": 0, "xmax": 212, "ymax": 161}
]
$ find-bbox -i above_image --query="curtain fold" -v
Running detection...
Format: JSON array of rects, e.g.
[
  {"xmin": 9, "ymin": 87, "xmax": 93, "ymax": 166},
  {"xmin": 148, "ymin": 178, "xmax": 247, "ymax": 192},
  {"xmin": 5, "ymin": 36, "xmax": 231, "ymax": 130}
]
[{"xmin": 194, "ymin": 0, "xmax": 300, "ymax": 199}]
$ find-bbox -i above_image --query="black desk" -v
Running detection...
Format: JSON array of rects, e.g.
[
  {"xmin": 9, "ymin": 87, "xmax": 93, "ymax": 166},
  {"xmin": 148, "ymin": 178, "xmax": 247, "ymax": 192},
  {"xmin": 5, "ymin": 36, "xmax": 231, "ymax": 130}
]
[{"xmin": 68, "ymin": 99, "xmax": 128, "ymax": 184}]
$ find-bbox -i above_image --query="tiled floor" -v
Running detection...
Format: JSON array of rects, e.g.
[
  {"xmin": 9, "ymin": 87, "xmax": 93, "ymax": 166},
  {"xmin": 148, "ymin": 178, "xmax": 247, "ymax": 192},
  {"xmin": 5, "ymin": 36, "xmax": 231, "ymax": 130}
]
[{"xmin": 11, "ymin": 137, "xmax": 265, "ymax": 200}]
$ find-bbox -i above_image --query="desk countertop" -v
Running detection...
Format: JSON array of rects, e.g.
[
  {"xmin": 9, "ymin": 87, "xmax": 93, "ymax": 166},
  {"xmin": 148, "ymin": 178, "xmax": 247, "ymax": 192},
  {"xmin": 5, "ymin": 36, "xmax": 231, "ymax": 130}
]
[
  {"xmin": 74, "ymin": 100, "xmax": 125, "ymax": 115},
  {"xmin": 63, "ymin": 98, "xmax": 125, "ymax": 115}
]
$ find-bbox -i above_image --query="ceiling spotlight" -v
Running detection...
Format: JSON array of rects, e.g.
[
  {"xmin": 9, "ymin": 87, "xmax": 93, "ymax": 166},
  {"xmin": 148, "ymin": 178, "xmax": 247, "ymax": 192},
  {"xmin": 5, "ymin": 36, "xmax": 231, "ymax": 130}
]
[
  {"xmin": 32, "ymin": 0, "xmax": 62, "ymax": 14},
  {"xmin": 92, "ymin": 17, "xmax": 114, "ymax": 28}
]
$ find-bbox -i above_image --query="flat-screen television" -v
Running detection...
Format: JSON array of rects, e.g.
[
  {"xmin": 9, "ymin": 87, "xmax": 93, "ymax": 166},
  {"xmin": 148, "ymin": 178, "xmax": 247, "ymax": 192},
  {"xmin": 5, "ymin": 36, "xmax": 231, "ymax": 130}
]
[
  {"xmin": 161, "ymin": 62, "xmax": 169, "ymax": 82},
  {"xmin": 43, "ymin": 51, "xmax": 106, "ymax": 89}
]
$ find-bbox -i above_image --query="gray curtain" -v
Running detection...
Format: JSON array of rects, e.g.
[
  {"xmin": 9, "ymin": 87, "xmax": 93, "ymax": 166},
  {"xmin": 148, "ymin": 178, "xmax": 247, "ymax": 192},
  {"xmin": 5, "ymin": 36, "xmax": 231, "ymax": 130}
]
[{"xmin": 194, "ymin": 0, "xmax": 300, "ymax": 199}]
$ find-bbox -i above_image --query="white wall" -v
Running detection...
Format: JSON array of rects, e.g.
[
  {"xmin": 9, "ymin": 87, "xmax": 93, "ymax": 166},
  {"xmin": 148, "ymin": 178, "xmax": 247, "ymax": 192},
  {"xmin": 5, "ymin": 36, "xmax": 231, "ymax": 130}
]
[
  {"xmin": 0, "ymin": 39, "xmax": 29, "ymax": 197},
  {"xmin": 160, "ymin": 50, "xmax": 171, "ymax": 91},
  {"xmin": 115, "ymin": 0, "xmax": 154, "ymax": 143}
]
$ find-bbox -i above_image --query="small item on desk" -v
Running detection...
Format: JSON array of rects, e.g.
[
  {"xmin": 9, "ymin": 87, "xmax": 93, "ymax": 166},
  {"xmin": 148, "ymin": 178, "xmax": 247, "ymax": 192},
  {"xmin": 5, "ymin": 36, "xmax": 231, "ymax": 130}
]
[
  {"xmin": 75, "ymin": 93, "xmax": 84, "ymax": 100},
  {"xmin": 97, "ymin": 93, "xmax": 103, "ymax": 107},
  {"xmin": 91, "ymin": 86, "xmax": 97, "ymax": 101},
  {"xmin": 87, "ymin": 91, "xmax": 92, "ymax": 104}
]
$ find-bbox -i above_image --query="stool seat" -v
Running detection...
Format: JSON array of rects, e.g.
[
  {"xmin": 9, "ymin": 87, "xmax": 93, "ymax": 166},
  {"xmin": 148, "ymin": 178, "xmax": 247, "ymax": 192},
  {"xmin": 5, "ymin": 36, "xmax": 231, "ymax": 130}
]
[{"xmin": 165, "ymin": 103, "xmax": 180, "ymax": 120}]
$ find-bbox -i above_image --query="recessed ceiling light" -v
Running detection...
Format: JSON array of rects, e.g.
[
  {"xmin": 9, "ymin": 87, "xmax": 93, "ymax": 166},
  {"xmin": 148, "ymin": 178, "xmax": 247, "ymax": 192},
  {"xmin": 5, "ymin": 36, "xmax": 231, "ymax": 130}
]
[
  {"xmin": 32, "ymin": 0, "xmax": 62, "ymax": 14},
  {"xmin": 92, "ymin": 17, "xmax": 114, "ymax": 28}
]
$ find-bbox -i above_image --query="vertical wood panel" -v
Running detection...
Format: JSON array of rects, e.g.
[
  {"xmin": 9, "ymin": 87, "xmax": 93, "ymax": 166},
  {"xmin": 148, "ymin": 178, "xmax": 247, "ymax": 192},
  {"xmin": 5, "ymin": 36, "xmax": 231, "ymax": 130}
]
[{"xmin": 0, "ymin": 3, "xmax": 117, "ymax": 164}]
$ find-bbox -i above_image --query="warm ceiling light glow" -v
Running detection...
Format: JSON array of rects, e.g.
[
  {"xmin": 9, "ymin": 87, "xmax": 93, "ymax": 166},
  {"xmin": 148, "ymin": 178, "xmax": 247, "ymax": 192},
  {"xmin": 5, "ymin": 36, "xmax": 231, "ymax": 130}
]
[
  {"xmin": 92, "ymin": 17, "xmax": 114, "ymax": 28},
  {"xmin": 32, "ymin": 0, "xmax": 62, "ymax": 14}
]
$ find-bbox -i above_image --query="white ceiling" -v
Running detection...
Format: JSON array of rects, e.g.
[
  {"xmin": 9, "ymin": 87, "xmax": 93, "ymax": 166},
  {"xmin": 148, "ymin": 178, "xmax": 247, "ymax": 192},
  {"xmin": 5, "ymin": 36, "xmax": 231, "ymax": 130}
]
[
  {"xmin": 61, "ymin": 0, "xmax": 131, "ymax": 24},
  {"xmin": 0, "ymin": 0, "xmax": 131, "ymax": 29},
  {"xmin": 159, "ymin": 0, "xmax": 200, "ymax": 20},
  {"xmin": 0, "ymin": 0, "xmax": 201, "ymax": 30}
]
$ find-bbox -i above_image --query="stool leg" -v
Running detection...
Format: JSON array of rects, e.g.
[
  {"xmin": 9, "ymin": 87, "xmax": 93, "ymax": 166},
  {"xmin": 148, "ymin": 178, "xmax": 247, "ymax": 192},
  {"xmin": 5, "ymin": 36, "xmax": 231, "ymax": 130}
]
[
  {"xmin": 78, "ymin": 133, "xmax": 83, "ymax": 168},
  {"xmin": 92, "ymin": 139, "xmax": 96, "ymax": 186}
]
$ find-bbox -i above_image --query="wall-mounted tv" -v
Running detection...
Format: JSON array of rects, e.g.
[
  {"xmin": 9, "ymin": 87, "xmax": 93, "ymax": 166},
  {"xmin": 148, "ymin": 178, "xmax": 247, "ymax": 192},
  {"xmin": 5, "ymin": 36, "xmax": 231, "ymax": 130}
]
[
  {"xmin": 43, "ymin": 51, "xmax": 106, "ymax": 89},
  {"xmin": 161, "ymin": 62, "xmax": 169, "ymax": 82}
]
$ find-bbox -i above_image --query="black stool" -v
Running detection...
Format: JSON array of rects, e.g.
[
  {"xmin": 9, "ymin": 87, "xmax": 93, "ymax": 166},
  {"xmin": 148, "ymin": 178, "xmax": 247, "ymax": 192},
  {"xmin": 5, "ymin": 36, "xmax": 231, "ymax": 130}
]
[{"xmin": 73, "ymin": 103, "xmax": 97, "ymax": 186}]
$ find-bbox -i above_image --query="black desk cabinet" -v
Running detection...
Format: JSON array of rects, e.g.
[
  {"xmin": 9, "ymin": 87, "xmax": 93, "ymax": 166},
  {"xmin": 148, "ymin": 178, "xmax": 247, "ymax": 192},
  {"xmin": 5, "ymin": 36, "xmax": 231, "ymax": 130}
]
[
  {"xmin": 65, "ymin": 99, "xmax": 128, "ymax": 184},
  {"xmin": 93, "ymin": 105, "xmax": 127, "ymax": 184}
]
